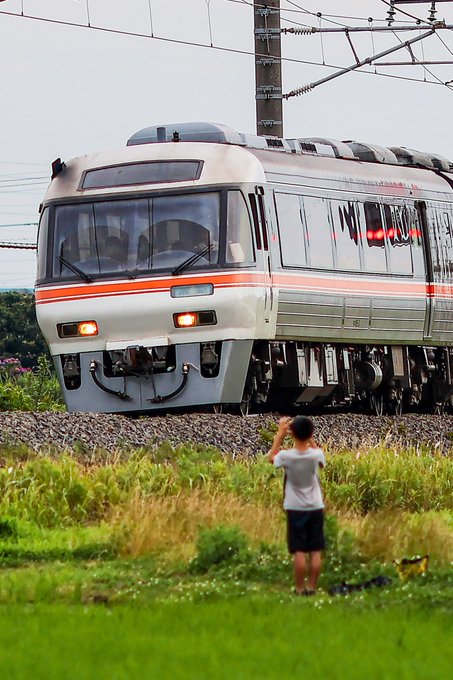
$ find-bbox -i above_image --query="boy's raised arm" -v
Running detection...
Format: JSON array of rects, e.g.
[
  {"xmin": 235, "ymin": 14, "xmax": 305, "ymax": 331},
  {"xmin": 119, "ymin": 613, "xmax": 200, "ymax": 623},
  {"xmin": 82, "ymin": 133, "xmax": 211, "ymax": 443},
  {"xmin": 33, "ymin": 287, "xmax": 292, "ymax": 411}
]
[{"xmin": 268, "ymin": 417, "xmax": 292, "ymax": 463}]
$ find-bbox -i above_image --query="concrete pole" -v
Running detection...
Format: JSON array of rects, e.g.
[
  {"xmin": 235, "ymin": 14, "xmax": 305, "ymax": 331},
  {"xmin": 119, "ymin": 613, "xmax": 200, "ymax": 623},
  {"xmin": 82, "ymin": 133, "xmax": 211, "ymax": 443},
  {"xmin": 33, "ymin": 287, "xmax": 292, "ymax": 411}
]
[{"xmin": 254, "ymin": 1, "xmax": 283, "ymax": 137}]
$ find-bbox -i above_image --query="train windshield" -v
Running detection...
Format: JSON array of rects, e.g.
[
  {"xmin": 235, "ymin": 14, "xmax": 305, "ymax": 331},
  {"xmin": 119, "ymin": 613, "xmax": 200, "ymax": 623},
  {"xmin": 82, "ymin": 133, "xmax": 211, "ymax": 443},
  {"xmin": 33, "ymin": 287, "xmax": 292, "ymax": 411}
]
[{"xmin": 51, "ymin": 192, "xmax": 220, "ymax": 279}]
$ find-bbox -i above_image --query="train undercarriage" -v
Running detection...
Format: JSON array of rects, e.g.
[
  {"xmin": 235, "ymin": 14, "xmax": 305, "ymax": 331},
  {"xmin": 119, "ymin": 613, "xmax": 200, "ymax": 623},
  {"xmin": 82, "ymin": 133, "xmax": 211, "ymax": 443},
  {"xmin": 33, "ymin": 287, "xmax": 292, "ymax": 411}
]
[
  {"xmin": 59, "ymin": 338, "xmax": 453, "ymax": 416},
  {"xmin": 240, "ymin": 340, "xmax": 453, "ymax": 416}
]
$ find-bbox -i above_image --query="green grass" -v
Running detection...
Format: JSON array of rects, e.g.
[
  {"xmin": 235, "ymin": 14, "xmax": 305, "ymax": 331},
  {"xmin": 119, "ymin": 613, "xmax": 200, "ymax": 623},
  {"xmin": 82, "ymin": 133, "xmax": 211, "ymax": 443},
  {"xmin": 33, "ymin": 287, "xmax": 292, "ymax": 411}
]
[
  {"xmin": 0, "ymin": 442, "xmax": 451, "ymax": 678},
  {"xmin": 0, "ymin": 600, "xmax": 451, "ymax": 680}
]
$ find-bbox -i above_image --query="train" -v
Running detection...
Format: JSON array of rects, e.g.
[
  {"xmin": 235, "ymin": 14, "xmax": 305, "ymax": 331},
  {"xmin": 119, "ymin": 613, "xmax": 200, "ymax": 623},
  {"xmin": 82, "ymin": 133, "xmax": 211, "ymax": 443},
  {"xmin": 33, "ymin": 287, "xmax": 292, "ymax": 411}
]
[{"xmin": 35, "ymin": 121, "xmax": 453, "ymax": 415}]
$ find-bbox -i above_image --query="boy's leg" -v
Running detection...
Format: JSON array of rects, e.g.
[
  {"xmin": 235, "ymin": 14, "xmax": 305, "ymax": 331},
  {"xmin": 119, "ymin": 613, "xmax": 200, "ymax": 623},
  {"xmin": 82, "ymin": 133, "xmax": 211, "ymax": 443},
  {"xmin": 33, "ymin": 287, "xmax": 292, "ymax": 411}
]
[
  {"xmin": 293, "ymin": 551, "xmax": 307, "ymax": 593},
  {"xmin": 307, "ymin": 551, "xmax": 322, "ymax": 591}
]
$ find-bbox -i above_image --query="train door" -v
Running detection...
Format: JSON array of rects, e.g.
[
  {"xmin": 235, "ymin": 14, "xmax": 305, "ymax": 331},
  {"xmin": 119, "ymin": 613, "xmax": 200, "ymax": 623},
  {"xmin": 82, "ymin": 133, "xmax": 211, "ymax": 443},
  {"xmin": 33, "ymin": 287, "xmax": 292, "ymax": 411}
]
[
  {"xmin": 416, "ymin": 201, "xmax": 434, "ymax": 340},
  {"xmin": 426, "ymin": 203, "xmax": 453, "ymax": 342},
  {"xmin": 249, "ymin": 187, "xmax": 272, "ymax": 323}
]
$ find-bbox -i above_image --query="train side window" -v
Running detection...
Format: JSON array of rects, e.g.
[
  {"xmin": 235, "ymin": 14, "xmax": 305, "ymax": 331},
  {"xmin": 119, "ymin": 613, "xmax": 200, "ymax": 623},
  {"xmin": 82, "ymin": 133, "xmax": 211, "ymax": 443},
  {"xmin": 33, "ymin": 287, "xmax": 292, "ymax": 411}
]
[
  {"xmin": 363, "ymin": 202, "xmax": 388, "ymax": 273},
  {"xmin": 274, "ymin": 192, "xmax": 306, "ymax": 267},
  {"xmin": 248, "ymin": 194, "xmax": 262, "ymax": 250},
  {"xmin": 257, "ymin": 193, "xmax": 269, "ymax": 250},
  {"xmin": 226, "ymin": 191, "xmax": 255, "ymax": 264},
  {"xmin": 330, "ymin": 201, "xmax": 361, "ymax": 271},
  {"xmin": 432, "ymin": 209, "xmax": 453, "ymax": 281},
  {"xmin": 302, "ymin": 196, "xmax": 334, "ymax": 269},
  {"xmin": 384, "ymin": 205, "xmax": 413, "ymax": 275},
  {"xmin": 407, "ymin": 205, "xmax": 425, "ymax": 275}
]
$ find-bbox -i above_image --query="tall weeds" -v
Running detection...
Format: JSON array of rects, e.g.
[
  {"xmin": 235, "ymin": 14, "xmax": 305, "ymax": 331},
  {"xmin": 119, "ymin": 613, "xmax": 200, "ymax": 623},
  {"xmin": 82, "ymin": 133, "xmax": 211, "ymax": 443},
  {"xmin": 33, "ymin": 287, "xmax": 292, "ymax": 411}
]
[
  {"xmin": 0, "ymin": 443, "xmax": 451, "ymax": 565},
  {"xmin": 325, "ymin": 447, "xmax": 453, "ymax": 513},
  {"xmin": 0, "ymin": 356, "xmax": 63, "ymax": 411},
  {"xmin": 0, "ymin": 443, "xmax": 451, "ymax": 527}
]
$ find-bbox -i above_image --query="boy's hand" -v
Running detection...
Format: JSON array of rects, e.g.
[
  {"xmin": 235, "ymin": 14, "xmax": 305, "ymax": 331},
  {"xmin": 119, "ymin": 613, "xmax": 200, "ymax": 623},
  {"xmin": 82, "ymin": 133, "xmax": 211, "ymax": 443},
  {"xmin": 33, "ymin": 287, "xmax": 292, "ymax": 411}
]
[
  {"xmin": 268, "ymin": 416, "xmax": 292, "ymax": 463},
  {"xmin": 277, "ymin": 416, "xmax": 292, "ymax": 437}
]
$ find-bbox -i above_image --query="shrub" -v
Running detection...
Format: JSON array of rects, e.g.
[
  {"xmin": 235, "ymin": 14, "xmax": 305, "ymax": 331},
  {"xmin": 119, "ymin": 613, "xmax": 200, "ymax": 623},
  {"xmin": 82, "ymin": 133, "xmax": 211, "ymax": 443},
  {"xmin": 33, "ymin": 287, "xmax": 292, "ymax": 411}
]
[
  {"xmin": 0, "ymin": 517, "xmax": 20, "ymax": 541},
  {"xmin": 0, "ymin": 355, "xmax": 63, "ymax": 411},
  {"xmin": 189, "ymin": 525, "xmax": 249, "ymax": 573}
]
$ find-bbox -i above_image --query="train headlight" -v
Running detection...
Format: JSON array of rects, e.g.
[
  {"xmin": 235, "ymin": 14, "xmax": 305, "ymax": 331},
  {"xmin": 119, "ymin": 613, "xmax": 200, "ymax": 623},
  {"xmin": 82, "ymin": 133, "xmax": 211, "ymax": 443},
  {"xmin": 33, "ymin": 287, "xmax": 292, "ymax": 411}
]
[
  {"xmin": 173, "ymin": 311, "xmax": 217, "ymax": 328},
  {"xmin": 174, "ymin": 313, "xmax": 198, "ymax": 328},
  {"xmin": 78, "ymin": 321, "xmax": 99, "ymax": 336},
  {"xmin": 57, "ymin": 320, "xmax": 99, "ymax": 338}
]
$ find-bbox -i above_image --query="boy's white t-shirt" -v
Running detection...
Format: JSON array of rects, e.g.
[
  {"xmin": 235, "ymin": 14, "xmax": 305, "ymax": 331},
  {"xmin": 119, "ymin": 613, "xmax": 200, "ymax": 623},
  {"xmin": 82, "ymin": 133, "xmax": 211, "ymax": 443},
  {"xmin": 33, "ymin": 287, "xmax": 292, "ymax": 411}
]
[{"xmin": 273, "ymin": 447, "xmax": 325, "ymax": 511}]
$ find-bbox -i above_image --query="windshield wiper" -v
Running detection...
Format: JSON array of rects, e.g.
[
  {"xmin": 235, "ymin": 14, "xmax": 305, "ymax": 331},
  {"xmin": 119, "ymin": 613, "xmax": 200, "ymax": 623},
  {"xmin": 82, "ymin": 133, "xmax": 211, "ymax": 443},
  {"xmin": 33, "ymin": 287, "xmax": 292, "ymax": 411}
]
[
  {"xmin": 172, "ymin": 244, "xmax": 213, "ymax": 276},
  {"xmin": 59, "ymin": 255, "xmax": 94, "ymax": 283}
]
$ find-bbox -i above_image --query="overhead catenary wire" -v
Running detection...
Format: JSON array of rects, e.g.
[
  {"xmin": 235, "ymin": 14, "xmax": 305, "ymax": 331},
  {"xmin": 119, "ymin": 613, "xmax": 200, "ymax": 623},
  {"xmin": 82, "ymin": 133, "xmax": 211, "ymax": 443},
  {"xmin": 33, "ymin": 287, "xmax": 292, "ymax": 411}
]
[
  {"xmin": 224, "ymin": 0, "xmax": 400, "ymax": 29},
  {"xmin": 380, "ymin": 0, "xmax": 426, "ymax": 24},
  {"xmin": 390, "ymin": 27, "xmax": 450, "ymax": 88},
  {"xmin": 0, "ymin": 6, "xmax": 452, "ymax": 91},
  {"xmin": 283, "ymin": 27, "xmax": 452, "ymax": 98},
  {"xmin": 225, "ymin": 0, "xmax": 399, "ymax": 23}
]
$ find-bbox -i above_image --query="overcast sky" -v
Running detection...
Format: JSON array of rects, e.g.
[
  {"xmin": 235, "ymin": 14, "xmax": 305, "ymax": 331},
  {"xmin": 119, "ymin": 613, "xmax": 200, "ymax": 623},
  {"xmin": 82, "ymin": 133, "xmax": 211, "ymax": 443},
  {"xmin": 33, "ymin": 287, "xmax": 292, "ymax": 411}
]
[{"xmin": 1, "ymin": 0, "xmax": 453, "ymax": 288}]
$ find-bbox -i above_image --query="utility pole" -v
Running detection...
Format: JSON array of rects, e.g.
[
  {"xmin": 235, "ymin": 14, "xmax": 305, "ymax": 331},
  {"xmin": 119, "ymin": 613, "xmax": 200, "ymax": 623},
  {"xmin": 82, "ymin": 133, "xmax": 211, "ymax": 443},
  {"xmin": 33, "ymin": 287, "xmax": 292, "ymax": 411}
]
[{"xmin": 254, "ymin": 1, "xmax": 283, "ymax": 137}]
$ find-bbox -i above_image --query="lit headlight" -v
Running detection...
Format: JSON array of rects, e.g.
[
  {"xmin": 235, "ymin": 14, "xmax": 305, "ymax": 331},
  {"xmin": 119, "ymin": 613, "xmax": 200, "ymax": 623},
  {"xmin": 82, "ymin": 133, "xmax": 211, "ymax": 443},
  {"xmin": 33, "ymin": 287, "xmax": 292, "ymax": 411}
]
[
  {"xmin": 57, "ymin": 321, "xmax": 99, "ymax": 338},
  {"xmin": 173, "ymin": 311, "xmax": 217, "ymax": 328}
]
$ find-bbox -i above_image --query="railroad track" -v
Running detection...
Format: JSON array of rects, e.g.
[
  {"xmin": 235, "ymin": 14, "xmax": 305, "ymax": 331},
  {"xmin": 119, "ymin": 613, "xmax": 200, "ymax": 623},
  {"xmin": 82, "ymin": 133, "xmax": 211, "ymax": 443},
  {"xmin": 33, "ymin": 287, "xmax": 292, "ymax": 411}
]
[{"xmin": 0, "ymin": 412, "xmax": 452, "ymax": 456}]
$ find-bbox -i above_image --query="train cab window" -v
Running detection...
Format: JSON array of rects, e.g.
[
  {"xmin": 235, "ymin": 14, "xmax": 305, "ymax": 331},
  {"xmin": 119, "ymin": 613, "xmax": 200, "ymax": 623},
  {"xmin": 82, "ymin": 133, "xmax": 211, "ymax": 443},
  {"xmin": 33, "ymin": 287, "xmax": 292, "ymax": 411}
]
[
  {"xmin": 226, "ymin": 191, "xmax": 255, "ymax": 265},
  {"xmin": 52, "ymin": 204, "xmax": 95, "ymax": 278},
  {"xmin": 274, "ymin": 192, "xmax": 306, "ymax": 267},
  {"xmin": 36, "ymin": 207, "xmax": 50, "ymax": 282},
  {"xmin": 330, "ymin": 201, "xmax": 361, "ymax": 271},
  {"xmin": 94, "ymin": 201, "xmax": 138, "ymax": 271},
  {"xmin": 138, "ymin": 192, "xmax": 220, "ymax": 271},
  {"xmin": 383, "ymin": 205, "xmax": 413, "ymax": 275},
  {"xmin": 303, "ymin": 196, "xmax": 334, "ymax": 269},
  {"xmin": 363, "ymin": 202, "xmax": 388, "ymax": 273},
  {"xmin": 51, "ymin": 192, "xmax": 220, "ymax": 280}
]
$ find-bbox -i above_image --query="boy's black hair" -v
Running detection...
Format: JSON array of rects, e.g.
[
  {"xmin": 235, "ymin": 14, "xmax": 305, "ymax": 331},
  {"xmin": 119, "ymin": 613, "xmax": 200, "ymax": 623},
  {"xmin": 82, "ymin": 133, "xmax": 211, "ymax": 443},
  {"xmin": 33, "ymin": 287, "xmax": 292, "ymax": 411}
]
[{"xmin": 290, "ymin": 416, "xmax": 314, "ymax": 442}]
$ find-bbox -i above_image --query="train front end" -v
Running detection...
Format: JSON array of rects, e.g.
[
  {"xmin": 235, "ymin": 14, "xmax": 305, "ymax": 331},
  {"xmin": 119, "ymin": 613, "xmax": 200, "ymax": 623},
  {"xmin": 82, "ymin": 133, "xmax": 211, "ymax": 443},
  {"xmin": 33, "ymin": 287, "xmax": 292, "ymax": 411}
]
[{"xmin": 35, "ymin": 124, "xmax": 274, "ymax": 413}]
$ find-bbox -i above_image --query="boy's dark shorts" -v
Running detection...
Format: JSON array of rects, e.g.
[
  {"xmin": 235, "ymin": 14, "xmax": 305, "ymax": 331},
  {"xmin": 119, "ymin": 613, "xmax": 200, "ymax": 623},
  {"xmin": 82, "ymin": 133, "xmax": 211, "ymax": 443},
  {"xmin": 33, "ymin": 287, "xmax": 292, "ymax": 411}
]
[{"xmin": 286, "ymin": 509, "xmax": 325, "ymax": 553}]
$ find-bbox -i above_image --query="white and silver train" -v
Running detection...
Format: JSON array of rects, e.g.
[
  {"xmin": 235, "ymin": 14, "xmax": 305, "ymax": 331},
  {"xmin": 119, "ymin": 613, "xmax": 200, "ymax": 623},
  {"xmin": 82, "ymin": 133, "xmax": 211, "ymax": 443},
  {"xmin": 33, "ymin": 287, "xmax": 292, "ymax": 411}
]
[{"xmin": 35, "ymin": 122, "xmax": 453, "ymax": 415}]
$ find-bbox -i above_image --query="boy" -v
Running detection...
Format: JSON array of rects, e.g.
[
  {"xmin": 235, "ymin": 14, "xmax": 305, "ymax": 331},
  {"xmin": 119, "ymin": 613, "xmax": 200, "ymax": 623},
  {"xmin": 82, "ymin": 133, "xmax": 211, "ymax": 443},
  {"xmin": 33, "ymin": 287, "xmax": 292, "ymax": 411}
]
[{"xmin": 268, "ymin": 415, "xmax": 326, "ymax": 595}]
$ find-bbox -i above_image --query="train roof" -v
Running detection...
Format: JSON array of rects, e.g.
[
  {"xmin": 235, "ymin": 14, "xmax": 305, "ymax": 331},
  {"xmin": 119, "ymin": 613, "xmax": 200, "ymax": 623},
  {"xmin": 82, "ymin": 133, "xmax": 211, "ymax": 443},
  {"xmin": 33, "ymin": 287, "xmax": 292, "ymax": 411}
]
[
  {"xmin": 127, "ymin": 121, "xmax": 453, "ymax": 173},
  {"xmin": 42, "ymin": 122, "xmax": 453, "ymax": 204}
]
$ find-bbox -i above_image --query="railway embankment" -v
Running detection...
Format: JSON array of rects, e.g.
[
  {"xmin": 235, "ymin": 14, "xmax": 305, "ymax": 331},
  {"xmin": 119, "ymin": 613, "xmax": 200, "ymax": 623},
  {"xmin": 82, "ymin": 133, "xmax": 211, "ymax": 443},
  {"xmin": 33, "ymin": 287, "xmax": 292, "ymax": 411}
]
[{"xmin": 0, "ymin": 412, "xmax": 452, "ymax": 455}]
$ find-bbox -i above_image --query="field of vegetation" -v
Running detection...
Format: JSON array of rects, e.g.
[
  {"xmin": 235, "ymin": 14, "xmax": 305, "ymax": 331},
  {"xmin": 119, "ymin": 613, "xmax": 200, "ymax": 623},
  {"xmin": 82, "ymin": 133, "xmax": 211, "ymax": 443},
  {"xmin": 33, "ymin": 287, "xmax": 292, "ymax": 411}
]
[
  {"xmin": 0, "ymin": 290, "xmax": 451, "ymax": 677},
  {"xmin": 0, "ymin": 437, "xmax": 451, "ymax": 677}
]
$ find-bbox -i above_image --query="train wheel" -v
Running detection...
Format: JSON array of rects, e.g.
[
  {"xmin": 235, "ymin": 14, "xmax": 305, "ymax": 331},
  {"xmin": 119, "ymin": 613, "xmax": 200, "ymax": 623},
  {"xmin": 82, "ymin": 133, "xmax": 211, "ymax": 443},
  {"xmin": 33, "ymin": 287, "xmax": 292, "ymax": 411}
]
[
  {"xmin": 239, "ymin": 396, "xmax": 251, "ymax": 417},
  {"xmin": 388, "ymin": 389, "xmax": 403, "ymax": 416},
  {"xmin": 370, "ymin": 393, "xmax": 384, "ymax": 416},
  {"xmin": 433, "ymin": 402, "xmax": 445, "ymax": 416},
  {"xmin": 213, "ymin": 404, "xmax": 223, "ymax": 414}
]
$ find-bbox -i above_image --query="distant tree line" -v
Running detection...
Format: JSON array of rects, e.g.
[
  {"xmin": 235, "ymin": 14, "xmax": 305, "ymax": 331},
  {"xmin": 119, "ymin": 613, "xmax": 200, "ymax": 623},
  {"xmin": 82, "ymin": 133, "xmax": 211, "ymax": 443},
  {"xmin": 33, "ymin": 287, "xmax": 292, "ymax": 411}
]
[{"xmin": 0, "ymin": 291, "xmax": 49, "ymax": 368}]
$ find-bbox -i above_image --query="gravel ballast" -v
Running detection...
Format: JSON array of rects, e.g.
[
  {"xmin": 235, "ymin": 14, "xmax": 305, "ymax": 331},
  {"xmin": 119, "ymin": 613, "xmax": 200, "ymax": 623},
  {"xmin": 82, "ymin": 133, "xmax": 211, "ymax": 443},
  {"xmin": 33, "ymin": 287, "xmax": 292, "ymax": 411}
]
[{"xmin": 0, "ymin": 412, "xmax": 453, "ymax": 456}]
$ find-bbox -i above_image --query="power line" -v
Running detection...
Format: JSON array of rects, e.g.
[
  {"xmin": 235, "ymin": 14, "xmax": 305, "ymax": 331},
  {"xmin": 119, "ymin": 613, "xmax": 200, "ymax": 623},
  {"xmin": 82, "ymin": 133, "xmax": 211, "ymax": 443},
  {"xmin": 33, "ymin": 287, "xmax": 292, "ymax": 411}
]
[
  {"xmin": 0, "ymin": 5, "xmax": 451, "ymax": 92},
  {"xmin": 284, "ymin": 26, "xmax": 451, "ymax": 98},
  {"xmin": 391, "ymin": 26, "xmax": 451, "ymax": 87},
  {"xmin": 285, "ymin": 1, "xmax": 350, "ymax": 28}
]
